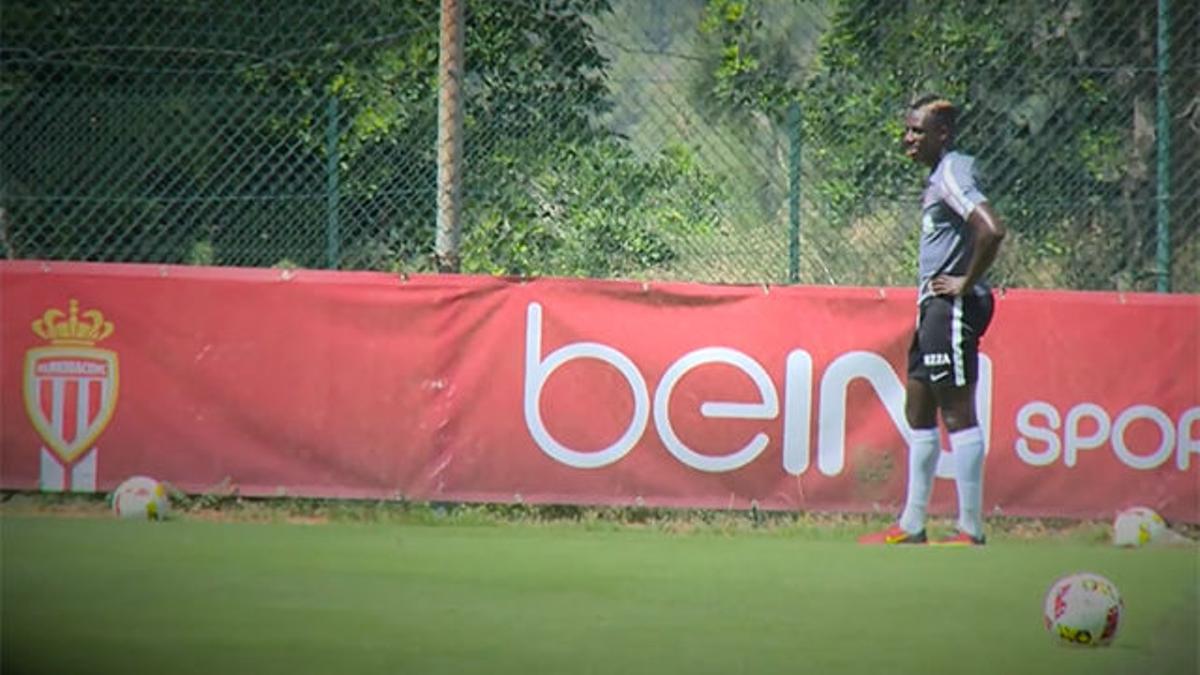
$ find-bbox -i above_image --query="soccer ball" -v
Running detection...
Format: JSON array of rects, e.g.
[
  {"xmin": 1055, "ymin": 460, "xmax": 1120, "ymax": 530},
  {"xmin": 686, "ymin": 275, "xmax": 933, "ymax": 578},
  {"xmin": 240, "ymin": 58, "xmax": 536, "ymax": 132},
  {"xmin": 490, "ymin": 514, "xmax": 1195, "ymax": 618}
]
[
  {"xmin": 1112, "ymin": 506, "xmax": 1167, "ymax": 547},
  {"xmin": 111, "ymin": 476, "xmax": 170, "ymax": 521},
  {"xmin": 1043, "ymin": 573, "xmax": 1123, "ymax": 647}
]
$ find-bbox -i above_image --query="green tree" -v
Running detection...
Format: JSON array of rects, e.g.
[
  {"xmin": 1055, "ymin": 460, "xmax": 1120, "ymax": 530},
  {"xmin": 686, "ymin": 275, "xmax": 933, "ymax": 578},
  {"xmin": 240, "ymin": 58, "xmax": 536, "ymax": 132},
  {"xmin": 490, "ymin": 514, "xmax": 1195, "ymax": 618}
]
[
  {"xmin": 698, "ymin": 0, "xmax": 1198, "ymax": 291},
  {"xmin": 1, "ymin": 0, "xmax": 727, "ymax": 279}
]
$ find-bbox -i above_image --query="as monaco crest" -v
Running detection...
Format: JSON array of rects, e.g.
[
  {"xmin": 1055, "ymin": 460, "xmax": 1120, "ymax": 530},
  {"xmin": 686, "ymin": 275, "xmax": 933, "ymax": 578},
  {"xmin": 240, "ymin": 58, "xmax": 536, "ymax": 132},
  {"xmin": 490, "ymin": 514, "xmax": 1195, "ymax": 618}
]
[{"xmin": 23, "ymin": 299, "xmax": 119, "ymax": 492}]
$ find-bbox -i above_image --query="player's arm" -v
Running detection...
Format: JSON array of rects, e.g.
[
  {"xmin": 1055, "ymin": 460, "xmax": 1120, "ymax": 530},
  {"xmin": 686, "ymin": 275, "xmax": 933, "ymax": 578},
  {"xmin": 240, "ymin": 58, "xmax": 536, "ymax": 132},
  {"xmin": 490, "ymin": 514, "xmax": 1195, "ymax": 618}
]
[
  {"xmin": 931, "ymin": 156, "xmax": 1006, "ymax": 297},
  {"xmin": 958, "ymin": 202, "xmax": 1006, "ymax": 291},
  {"xmin": 931, "ymin": 204, "xmax": 1005, "ymax": 296}
]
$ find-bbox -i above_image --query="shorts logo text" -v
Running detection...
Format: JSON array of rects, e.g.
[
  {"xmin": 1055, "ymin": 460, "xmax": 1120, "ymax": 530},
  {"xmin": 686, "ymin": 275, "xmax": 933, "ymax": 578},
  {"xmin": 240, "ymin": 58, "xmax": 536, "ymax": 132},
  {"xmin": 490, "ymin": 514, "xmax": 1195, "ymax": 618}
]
[{"xmin": 923, "ymin": 353, "xmax": 951, "ymax": 367}]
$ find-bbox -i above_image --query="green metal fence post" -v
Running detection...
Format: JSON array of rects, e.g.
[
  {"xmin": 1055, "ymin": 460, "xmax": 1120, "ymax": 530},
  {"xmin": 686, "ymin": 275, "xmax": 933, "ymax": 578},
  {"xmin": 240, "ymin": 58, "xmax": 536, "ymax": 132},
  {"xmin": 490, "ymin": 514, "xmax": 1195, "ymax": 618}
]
[
  {"xmin": 1155, "ymin": 0, "xmax": 1171, "ymax": 292},
  {"xmin": 325, "ymin": 94, "xmax": 341, "ymax": 270},
  {"xmin": 788, "ymin": 101, "xmax": 801, "ymax": 284}
]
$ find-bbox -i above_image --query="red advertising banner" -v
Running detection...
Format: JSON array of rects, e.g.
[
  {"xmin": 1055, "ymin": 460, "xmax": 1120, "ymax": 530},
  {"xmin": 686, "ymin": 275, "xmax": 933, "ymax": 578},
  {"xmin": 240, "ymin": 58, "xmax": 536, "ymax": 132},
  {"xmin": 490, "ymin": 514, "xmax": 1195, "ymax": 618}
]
[{"xmin": 2, "ymin": 261, "xmax": 1197, "ymax": 522}]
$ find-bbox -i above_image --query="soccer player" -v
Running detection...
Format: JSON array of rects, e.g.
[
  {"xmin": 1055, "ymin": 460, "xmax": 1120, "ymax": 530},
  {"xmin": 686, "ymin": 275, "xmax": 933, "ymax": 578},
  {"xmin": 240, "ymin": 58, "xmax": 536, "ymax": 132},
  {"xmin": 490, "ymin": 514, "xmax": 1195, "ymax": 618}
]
[{"xmin": 860, "ymin": 95, "xmax": 1006, "ymax": 546}]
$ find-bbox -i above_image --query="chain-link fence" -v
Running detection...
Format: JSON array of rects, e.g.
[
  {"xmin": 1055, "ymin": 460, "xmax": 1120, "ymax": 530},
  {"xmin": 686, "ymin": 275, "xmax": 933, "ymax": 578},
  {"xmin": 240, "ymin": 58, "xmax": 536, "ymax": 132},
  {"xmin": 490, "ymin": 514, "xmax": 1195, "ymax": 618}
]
[{"xmin": 2, "ymin": 1, "xmax": 1196, "ymax": 291}]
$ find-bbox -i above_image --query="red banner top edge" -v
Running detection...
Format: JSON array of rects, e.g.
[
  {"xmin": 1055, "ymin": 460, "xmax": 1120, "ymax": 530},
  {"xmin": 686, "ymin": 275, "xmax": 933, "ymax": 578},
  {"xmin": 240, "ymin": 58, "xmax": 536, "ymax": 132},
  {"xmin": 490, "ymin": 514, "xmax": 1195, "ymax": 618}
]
[{"xmin": 2, "ymin": 259, "xmax": 1197, "ymax": 308}]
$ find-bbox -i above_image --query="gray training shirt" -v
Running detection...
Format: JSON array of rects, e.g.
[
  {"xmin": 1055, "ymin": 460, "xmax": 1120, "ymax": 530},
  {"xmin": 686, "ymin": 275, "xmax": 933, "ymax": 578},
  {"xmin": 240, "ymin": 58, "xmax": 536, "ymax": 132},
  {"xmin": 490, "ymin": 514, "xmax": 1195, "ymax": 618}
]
[{"xmin": 917, "ymin": 150, "xmax": 989, "ymax": 304}]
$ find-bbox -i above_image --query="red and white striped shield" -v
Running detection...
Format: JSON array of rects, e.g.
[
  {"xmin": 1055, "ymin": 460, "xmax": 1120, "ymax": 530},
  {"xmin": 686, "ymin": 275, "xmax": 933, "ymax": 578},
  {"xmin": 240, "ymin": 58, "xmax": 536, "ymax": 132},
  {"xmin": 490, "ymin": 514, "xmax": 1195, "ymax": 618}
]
[{"xmin": 23, "ymin": 346, "xmax": 120, "ymax": 464}]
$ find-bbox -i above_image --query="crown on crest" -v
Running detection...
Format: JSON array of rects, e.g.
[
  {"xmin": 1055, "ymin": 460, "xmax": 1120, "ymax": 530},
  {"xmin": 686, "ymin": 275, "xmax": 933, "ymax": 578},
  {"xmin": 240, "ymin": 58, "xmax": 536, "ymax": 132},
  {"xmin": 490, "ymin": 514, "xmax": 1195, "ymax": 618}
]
[{"xmin": 32, "ymin": 299, "xmax": 114, "ymax": 345}]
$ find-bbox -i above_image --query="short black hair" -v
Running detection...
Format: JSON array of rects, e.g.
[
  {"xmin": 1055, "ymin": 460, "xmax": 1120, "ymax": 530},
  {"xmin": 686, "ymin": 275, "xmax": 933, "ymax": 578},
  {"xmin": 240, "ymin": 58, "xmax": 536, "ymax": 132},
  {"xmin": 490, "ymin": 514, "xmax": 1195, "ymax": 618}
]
[{"xmin": 910, "ymin": 95, "xmax": 957, "ymax": 133}]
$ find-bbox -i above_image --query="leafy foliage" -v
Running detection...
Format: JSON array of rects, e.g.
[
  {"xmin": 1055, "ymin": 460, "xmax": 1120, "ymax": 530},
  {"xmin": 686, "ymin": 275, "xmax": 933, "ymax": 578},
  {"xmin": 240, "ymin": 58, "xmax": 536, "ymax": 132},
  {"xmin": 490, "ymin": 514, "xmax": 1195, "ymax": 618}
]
[
  {"xmin": 2, "ymin": 0, "xmax": 1193, "ymax": 290},
  {"xmin": 462, "ymin": 141, "xmax": 723, "ymax": 277},
  {"xmin": 697, "ymin": 0, "xmax": 1198, "ymax": 291},
  {"xmin": 1, "ymin": 0, "xmax": 724, "ymax": 280}
]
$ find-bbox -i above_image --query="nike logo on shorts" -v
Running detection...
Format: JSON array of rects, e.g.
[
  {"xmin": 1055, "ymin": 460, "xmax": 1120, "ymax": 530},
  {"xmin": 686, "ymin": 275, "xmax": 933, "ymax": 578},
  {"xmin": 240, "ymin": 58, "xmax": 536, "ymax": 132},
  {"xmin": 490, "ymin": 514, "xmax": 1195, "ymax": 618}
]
[{"xmin": 930, "ymin": 371, "xmax": 949, "ymax": 382}]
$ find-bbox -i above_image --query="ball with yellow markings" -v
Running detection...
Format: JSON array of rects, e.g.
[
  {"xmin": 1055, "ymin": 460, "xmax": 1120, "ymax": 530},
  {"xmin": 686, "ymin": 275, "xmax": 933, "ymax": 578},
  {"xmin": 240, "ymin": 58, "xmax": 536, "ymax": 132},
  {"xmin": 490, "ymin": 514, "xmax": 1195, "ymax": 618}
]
[
  {"xmin": 111, "ymin": 475, "xmax": 170, "ymax": 521},
  {"xmin": 1043, "ymin": 572, "xmax": 1123, "ymax": 647}
]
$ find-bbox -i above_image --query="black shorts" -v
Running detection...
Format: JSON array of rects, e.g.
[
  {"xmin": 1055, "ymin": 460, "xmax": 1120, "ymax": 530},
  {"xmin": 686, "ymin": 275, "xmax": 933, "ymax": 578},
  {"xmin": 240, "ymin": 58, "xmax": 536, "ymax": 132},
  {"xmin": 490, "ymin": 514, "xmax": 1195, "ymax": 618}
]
[{"xmin": 907, "ymin": 292, "xmax": 995, "ymax": 387}]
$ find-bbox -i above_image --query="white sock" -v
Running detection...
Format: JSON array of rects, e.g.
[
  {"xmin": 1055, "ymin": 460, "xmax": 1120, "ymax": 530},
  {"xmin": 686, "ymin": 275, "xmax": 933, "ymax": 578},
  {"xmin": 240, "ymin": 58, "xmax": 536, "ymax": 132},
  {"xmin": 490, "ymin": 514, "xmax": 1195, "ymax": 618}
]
[
  {"xmin": 899, "ymin": 428, "xmax": 939, "ymax": 534},
  {"xmin": 950, "ymin": 426, "xmax": 986, "ymax": 537}
]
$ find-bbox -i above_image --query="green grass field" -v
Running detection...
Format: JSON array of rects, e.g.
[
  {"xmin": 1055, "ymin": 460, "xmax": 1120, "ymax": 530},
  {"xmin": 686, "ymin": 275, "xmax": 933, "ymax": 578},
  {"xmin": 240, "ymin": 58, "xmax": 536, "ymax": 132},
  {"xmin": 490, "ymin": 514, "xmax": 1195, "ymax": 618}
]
[{"xmin": 2, "ymin": 515, "xmax": 1197, "ymax": 675}]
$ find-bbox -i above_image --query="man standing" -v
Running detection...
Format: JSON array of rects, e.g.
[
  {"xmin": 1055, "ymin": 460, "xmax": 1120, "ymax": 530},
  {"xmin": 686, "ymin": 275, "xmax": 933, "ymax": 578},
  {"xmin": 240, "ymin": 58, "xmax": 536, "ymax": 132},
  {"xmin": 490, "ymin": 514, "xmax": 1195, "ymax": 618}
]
[{"xmin": 860, "ymin": 95, "xmax": 1006, "ymax": 546}]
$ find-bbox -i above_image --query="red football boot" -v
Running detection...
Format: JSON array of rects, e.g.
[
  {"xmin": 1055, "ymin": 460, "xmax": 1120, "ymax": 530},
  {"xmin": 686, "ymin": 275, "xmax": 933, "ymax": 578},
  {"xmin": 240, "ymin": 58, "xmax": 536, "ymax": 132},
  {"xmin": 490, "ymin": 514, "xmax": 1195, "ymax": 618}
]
[
  {"xmin": 858, "ymin": 523, "xmax": 927, "ymax": 545},
  {"xmin": 931, "ymin": 530, "xmax": 987, "ymax": 546}
]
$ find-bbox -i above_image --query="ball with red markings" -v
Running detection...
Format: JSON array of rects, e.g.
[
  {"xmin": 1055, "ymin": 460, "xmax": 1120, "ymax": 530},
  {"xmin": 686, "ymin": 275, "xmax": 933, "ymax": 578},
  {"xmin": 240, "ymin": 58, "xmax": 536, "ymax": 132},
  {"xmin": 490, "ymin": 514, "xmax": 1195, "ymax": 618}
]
[
  {"xmin": 111, "ymin": 475, "xmax": 170, "ymax": 521},
  {"xmin": 1043, "ymin": 572, "xmax": 1123, "ymax": 647}
]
